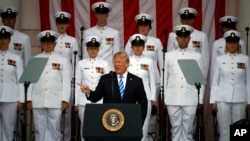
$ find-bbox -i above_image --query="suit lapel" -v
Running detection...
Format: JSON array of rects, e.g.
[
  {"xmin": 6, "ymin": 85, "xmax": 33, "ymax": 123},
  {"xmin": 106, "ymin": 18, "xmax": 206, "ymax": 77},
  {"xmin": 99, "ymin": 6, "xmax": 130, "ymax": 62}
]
[
  {"xmin": 123, "ymin": 73, "xmax": 134, "ymax": 99},
  {"xmin": 113, "ymin": 73, "xmax": 123, "ymax": 101}
]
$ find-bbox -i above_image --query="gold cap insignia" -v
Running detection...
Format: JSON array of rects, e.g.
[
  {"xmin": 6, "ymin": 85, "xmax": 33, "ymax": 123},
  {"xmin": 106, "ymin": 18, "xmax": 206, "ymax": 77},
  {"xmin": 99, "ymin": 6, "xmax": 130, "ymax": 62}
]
[
  {"xmin": 184, "ymin": 10, "xmax": 189, "ymax": 15},
  {"xmin": 135, "ymin": 36, "xmax": 140, "ymax": 41},
  {"xmin": 99, "ymin": 4, "xmax": 104, "ymax": 8},
  {"xmin": 231, "ymin": 33, "xmax": 235, "ymax": 38},
  {"xmin": 91, "ymin": 38, "xmax": 96, "ymax": 43},
  {"xmin": 7, "ymin": 8, "xmax": 12, "ymax": 14},
  {"xmin": 227, "ymin": 18, "xmax": 232, "ymax": 23},
  {"xmin": 60, "ymin": 14, "xmax": 65, "ymax": 19},
  {"xmin": 46, "ymin": 32, "xmax": 51, "ymax": 37},
  {"xmin": 141, "ymin": 16, "xmax": 146, "ymax": 22},
  {"xmin": 181, "ymin": 27, "xmax": 186, "ymax": 33},
  {"xmin": 1, "ymin": 28, "xmax": 6, "ymax": 33}
]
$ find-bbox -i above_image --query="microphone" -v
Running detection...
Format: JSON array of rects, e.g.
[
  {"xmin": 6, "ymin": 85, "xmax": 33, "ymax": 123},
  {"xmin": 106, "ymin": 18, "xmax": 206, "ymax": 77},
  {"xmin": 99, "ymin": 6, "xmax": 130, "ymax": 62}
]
[
  {"xmin": 109, "ymin": 71, "xmax": 114, "ymax": 77},
  {"xmin": 110, "ymin": 71, "xmax": 115, "ymax": 101},
  {"xmin": 74, "ymin": 51, "xmax": 78, "ymax": 55},
  {"xmin": 246, "ymin": 27, "xmax": 249, "ymax": 32},
  {"xmin": 80, "ymin": 26, "xmax": 85, "ymax": 31}
]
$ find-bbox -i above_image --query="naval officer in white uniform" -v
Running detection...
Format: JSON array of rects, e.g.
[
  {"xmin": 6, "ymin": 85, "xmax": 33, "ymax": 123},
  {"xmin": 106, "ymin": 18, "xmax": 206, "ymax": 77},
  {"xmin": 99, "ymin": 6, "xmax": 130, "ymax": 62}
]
[
  {"xmin": 167, "ymin": 7, "xmax": 209, "ymax": 78},
  {"xmin": 82, "ymin": 1, "xmax": 122, "ymax": 69},
  {"xmin": 75, "ymin": 35, "xmax": 110, "ymax": 141},
  {"xmin": 125, "ymin": 14, "xmax": 163, "ymax": 135},
  {"xmin": 127, "ymin": 34, "xmax": 156, "ymax": 141},
  {"xmin": 0, "ymin": 25, "xmax": 24, "ymax": 141},
  {"xmin": 0, "ymin": 6, "xmax": 32, "ymax": 67},
  {"xmin": 210, "ymin": 30, "xmax": 250, "ymax": 141},
  {"xmin": 164, "ymin": 25, "xmax": 205, "ymax": 141},
  {"xmin": 27, "ymin": 30, "xmax": 72, "ymax": 141},
  {"xmin": 210, "ymin": 16, "xmax": 246, "ymax": 85},
  {"xmin": 54, "ymin": 11, "xmax": 79, "ymax": 141}
]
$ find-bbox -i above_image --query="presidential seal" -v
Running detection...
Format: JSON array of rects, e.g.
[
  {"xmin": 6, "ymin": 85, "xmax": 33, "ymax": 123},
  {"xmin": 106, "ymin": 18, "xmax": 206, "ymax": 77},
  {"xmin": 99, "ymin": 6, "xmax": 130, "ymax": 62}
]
[{"xmin": 102, "ymin": 108, "xmax": 125, "ymax": 132}]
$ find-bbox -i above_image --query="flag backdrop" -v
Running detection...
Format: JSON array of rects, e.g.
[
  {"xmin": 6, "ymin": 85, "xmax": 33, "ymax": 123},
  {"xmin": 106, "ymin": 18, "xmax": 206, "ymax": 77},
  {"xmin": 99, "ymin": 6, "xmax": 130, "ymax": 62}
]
[{"xmin": 39, "ymin": 0, "xmax": 237, "ymax": 50}]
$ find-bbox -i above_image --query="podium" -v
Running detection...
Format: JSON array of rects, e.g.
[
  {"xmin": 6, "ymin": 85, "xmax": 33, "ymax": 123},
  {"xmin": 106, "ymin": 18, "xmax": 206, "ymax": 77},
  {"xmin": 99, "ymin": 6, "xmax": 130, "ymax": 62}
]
[{"xmin": 83, "ymin": 104, "xmax": 143, "ymax": 141}]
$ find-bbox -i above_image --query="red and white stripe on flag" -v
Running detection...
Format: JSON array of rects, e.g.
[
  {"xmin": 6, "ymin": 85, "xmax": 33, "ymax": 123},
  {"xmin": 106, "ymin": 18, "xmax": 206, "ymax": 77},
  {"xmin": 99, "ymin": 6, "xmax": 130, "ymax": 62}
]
[{"xmin": 39, "ymin": 0, "xmax": 233, "ymax": 49}]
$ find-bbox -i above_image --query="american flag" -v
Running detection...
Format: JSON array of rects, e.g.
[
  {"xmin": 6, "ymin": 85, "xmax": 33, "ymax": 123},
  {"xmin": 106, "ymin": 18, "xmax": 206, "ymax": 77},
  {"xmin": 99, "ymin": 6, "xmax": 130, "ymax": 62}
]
[{"xmin": 39, "ymin": 0, "xmax": 235, "ymax": 50}]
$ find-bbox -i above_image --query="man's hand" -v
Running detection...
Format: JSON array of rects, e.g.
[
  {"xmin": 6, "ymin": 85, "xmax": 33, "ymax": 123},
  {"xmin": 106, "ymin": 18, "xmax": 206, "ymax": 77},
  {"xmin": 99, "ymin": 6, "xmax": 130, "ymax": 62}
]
[
  {"xmin": 77, "ymin": 83, "xmax": 90, "ymax": 95},
  {"xmin": 17, "ymin": 103, "xmax": 23, "ymax": 111},
  {"xmin": 151, "ymin": 100, "xmax": 156, "ymax": 105},
  {"xmin": 74, "ymin": 106, "xmax": 79, "ymax": 112},
  {"xmin": 61, "ymin": 101, "xmax": 69, "ymax": 111},
  {"xmin": 27, "ymin": 101, "xmax": 32, "ymax": 110},
  {"xmin": 212, "ymin": 103, "xmax": 218, "ymax": 111}
]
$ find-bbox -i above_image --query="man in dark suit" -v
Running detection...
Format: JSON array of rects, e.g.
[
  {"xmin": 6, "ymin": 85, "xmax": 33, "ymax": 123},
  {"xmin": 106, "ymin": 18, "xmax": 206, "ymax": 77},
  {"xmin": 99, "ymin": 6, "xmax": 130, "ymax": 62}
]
[{"xmin": 78, "ymin": 51, "xmax": 148, "ymax": 122}]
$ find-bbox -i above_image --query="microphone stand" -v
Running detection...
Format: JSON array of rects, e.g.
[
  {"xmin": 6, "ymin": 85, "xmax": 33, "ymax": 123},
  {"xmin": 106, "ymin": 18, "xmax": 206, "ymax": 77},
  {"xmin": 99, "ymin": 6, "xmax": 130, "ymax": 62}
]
[
  {"xmin": 245, "ymin": 27, "xmax": 249, "ymax": 55},
  {"xmin": 72, "ymin": 51, "xmax": 79, "ymax": 141},
  {"xmin": 194, "ymin": 83, "xmax": 204, "ymax": 141},
  {"xmin": 61, "ymin": 110, "xmax": 66, "ymax": 141},
  {"xmin": 14, "ymin": 111, "xmax": 20, "ymax": 141},
  {"xmin": 110, "ymin": 71, "xmax": 115, "ymax": 101},
  {"xmin": 159, "ymin": 48, "xmax": 167, "ymax": 141},
  {"xmin": 80, "ymin": 27, "xmax": 85, "ymax": 60},
  {"xmin": 245, "ymin": 27, "xmax": 249, "ymax": 120},
  {"xmin": 212, "ymin": 110, "xmax": 219, "ymax": 141},
  {"xmin": 21, "ymin": 81, "xmax": 30, "ymax": 141}
]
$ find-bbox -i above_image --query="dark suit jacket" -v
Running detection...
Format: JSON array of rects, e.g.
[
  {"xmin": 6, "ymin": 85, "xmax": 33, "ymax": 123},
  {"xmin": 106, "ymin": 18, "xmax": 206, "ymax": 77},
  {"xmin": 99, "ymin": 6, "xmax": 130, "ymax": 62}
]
[{"xmin": 87, "ymin": 71, "xmax": 148, "ymax": 122}]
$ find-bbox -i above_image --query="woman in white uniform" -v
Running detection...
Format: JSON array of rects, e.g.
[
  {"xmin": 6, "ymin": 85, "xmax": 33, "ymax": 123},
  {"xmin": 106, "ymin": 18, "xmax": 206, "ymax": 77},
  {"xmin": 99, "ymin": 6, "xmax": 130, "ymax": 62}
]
[
  {"xmin": 127, "ymin": 33, "xmax": 156, "ymax": 141},
  {"xmin": 75, "ymin": 35, "xmax": 110, "ymax": 141},
  {"xmin": 210, "ymin": 30, "xmax": 250, "ymax": 141}
]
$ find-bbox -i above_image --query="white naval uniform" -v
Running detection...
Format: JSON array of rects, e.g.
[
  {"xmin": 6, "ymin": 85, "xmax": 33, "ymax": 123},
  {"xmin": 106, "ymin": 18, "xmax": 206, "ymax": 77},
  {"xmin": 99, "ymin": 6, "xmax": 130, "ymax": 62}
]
[
  {"xmin": 125, "ymin": 35, "xmax": 164, "ymax": 136},
  {"xmin": 0, "ymin": 51, "xmax": 24, "ymax": 141},
  {"xmin": 8, "ymin": 30, "xmax": 32, "ymax": 66},
  {"xmin": 83, "ymin": 25, "xmax": 122, "ymax": 69},
  {"xmin": 210, "ymin": 38, "xmax": 246, "ymax": 86},
  {"xmin": 210, "ymin": 53, "xmax": 250, "ymax": 141},
  {"xmin": 27, "ymin": 52, "xmax": 72, "ymax": 141},
  {"xmin": 164, "ymin": 49, "xmax": 205, "ymax": 141},
  {"xmin": 75, "ymin": 57, "xmax": 110, "ymax": 141},
  {"xmin": 128, "ymin": 55, "xmax": 156, "ymax": 141},
  {"xmin": 55, "ymin": 33, "xmax": 79, "ymax": 141},
  {"xmin": 167, "ymin": 29, "xmax": 209, "ymax": 78},
  {"xmin": 125, "ymin": 36, "xmax": 163, "ymax": 84},
  {"xmin": 55, "ymin": 33, "xmax": 79, "ymax": 66}
]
